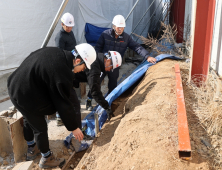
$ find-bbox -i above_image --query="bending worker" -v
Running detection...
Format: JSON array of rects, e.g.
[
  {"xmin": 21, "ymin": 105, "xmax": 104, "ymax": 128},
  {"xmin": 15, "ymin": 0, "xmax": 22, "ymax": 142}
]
[
  {"xmin": 86, "ymin": 14, "xmax": 157, "ymax": 110},
  {"xmin": 55, "ymin": 12, "xmax": 81, "ymax": 126},
  {"xmin": 7, "ymin": 43, "xmax": 96, "ymax": 169},
  {"xmin": 76, "ymin": 51, "xmax": 122, "ymax": 120}
]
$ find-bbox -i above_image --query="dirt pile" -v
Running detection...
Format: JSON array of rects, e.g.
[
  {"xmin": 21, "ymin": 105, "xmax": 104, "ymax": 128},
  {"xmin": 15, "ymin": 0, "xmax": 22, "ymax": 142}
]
[{"xmin": 74, "ymin": 59, "xmax": 210, "ymax": 170}]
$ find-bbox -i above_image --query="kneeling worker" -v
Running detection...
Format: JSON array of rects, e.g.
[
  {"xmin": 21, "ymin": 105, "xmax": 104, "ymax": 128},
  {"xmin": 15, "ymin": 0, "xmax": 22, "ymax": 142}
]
[
  {"xmin": 76, "ymin": 51, "xmax": 122, "ymax": 120},
  {"xmin": 86, "ymin": 15, "xmax": 157, "ymax": 110},
  {"xmin": 7, "ymin": 43, "xmax": 96, "ymax": 169}
]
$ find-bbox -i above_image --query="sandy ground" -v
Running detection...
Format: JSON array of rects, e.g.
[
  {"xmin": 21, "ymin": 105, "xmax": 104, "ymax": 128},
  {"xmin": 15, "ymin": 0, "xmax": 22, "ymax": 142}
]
[
  {"xmin": 0, "ymin": 62, "xmax": 137, "ymax": 170},
  {"xmin": 74, "ymin": 59, "xmax": 211, "ymax": 170},
  {"xmin": 1, "ymin": 59, "xmax": 220, "ymax": 170}
]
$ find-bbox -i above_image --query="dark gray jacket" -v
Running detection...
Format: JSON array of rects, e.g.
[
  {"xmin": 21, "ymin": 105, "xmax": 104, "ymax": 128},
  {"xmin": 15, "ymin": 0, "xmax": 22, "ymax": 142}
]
[
  {"xmin": 95, "ymin": 29, "xmax": 149, "ymax": 59},
  {"xmin": 55, "ymin": 28, "xmax": 77, "ymax": 51}
]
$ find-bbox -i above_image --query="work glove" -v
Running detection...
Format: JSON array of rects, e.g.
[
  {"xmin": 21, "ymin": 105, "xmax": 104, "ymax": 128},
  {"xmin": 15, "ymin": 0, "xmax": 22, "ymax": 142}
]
[{"xmin": 106, "ymin": 106, "xmax": 114, "ymax": 121}]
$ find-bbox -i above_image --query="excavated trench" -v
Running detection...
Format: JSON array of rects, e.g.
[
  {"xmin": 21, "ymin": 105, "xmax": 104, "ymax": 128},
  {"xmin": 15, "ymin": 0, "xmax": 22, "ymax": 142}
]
[
  {"xmin": 63, "ymin": 78, "xmax": 143, "ymax": 169},
  {"xmin": 0, "ymin": 59, "xmax": 214, "ymax": 170},
  {"xmin": 65, "ymin": 59, "xmax": 211, "ymax": 170}
]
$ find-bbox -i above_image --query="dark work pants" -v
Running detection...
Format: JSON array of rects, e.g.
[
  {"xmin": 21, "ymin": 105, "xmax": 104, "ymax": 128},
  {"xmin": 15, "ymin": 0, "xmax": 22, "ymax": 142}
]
[
  {"xmin": 10, "ymin": 98, "xmax": 49, "ymax": 153},
  {"xmin": 10, "ymin": 88, "xmax": 81, "ymax": 154},
  {"xmin": 87, "ymin": 67, "xmax": 119, "ymax": 98}
]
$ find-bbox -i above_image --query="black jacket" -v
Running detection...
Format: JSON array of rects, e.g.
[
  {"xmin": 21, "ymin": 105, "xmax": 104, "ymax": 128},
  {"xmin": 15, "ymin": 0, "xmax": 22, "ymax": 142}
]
[
  {"xmin": 55, "ymin": 28, "xmax": 77, "ymax": 51},
  {"xmin": 75, "ymin": 53, "xmax": 109, "ymax": 110},
  {"xmin": 95, "ymin": 28, "xmax": 149, "ymax": 59},
  {"xmin": 55, "ymin": 28, "xmax": 79, "ymax": 87},
  {"xmin": 7, "ymin": 47, "xmax": 79, "ymax": 131}
]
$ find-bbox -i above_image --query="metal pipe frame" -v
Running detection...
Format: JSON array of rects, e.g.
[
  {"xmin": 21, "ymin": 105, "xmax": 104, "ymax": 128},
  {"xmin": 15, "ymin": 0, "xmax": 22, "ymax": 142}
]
[
  {"xmin": 130, "ymin": 0, "xmax": 156, "ymax": 36},
  {"xmin": 94, "ymin": 113, "xmax": 99, "ymax": 137},
  {"xmin": 125, "ymin": 0, "xmax": 140, "ymax": 22},
  {"xmin": 41, "ymin": 0, "xmax": 69, "ymax": 48},
  {"xmin": 135, "ymin": 0, "xmax": 163, "ymax": 41}
]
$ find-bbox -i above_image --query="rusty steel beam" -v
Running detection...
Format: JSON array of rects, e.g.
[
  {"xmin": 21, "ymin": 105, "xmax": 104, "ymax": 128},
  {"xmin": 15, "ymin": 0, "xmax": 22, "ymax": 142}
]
[
  {"xmin": 175, "ymin": 63, "xmax": 191, "ymax": 160},
  {"xmin": 191, "ymin": 0, "xmax": 216, "ymax": 84}
]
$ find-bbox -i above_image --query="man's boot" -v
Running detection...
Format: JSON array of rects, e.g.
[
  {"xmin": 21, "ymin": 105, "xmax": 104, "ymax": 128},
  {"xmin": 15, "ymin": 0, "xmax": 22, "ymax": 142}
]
[
  {"xmin": 86, "ymin": 99, "xmax": 93, "ymax": 111},
  {"xmin": 26, "ymin": 144, "xmax": 40, "ymax": 161},
  {"xmin": 39, "ymin": 152, "xmax": 65, "ymax": 169}
]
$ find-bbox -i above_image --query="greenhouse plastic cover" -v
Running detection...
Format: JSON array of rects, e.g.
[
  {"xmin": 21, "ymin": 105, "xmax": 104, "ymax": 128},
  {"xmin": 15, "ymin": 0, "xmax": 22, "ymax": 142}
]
[{"xmin": 0, "ymin": 0, "xmax": 163, "ymax": 71}]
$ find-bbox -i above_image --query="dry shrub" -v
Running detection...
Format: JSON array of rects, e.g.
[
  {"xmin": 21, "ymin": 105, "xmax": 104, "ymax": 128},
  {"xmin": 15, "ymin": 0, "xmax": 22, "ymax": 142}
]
[
  {"xmin": 134, "ymin": 22, "xmax": 189, "ymax": 58},
  {"xmin": 136, "ymin": 20, "xmax": 222, "ymax": 168},
  {"xmin": 186, "ymin": 74, "xmax": 222, "ymax": 135},
  {"xmin": 137, "ymin": 21, "xmax": 221, "ymax": 135},
  {"xmin": 188, "ymin": 74, "xmax": 222, "ymax": 169}
]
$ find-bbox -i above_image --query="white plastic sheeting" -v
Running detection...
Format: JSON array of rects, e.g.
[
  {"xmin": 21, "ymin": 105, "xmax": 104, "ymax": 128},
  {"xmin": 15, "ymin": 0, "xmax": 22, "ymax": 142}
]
[
  {"xmin": 0, "ymin": 0, "xmax": 162, "ymax": 71},
  {"xmin": 210, "ymin": 0, "xmax": 222, "ymax": 77}
]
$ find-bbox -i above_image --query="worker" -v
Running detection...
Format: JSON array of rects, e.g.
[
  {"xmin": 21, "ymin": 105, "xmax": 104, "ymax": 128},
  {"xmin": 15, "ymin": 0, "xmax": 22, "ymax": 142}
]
[
  {"xmin": 7, "ymin": 43, "xmax": 96, "ymax": 169},
  {"xmin": 55, "ymin": 12, "xmax": 81, "ymax": 126},
  {"xmin": 76, "ymin": 51, "xmax": 122, "ymax": 120},
  {"xmin": 55, "ymin": 12, "xmax": 76, "ymax": 51},
  {"xmin": 85, "ymin": 14, "xmax": 157, "ymax": 110}
]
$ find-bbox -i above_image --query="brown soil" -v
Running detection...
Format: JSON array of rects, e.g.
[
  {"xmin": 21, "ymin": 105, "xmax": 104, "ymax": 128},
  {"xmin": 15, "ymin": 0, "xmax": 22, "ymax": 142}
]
[
  {"xmin": 73, "ymin": 59, "xmax": 211, "ymax": 170},
  {"xmin": 1, "ymin": 60, "xmax": 216, "ymax": 170},
  {"xmin": 21, "ymin": 63, "xmax": 137, "ymax": 170}
]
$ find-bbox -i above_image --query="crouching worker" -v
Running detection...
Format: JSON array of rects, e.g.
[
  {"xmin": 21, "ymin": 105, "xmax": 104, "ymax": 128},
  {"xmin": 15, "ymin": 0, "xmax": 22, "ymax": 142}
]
[
  {"xmin": 7, "ymin": 43, "xmax": 96, "ymax": 169},
  {"xmin": 76, "ymin": 51, "xmax": 122, "ymax": 121}
]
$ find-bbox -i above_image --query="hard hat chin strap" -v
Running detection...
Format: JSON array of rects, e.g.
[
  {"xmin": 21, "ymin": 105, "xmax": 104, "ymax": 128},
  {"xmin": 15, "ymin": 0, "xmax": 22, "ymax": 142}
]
[
  {"xmin": 73, "ymin": 60, "xmax": 85, "ymax": 69},
  {"xmin": 113, "ymin": 27, "xmax": 119, "ymax": 36},
  {"xmin": 71, "ymin": 49, "xmax": 85, "ymax": 68}
]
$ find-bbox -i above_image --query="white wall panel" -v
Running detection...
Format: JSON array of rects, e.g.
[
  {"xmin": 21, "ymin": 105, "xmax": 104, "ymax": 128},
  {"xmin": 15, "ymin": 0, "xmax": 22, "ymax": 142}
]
[
  {"xmin": 210, "ymin": 0, "xmax": 222, "ymax": 76},
  {"xmin": 0, "ymin": 0, "xmax": 162, "ymax": 71}
]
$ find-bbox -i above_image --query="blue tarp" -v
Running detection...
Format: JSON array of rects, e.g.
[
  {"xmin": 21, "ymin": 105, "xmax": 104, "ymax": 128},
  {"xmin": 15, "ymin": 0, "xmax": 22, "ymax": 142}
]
[
  {"xmin": 64, "ymin": 54, "xmax": 183, "ymax": 147},
  {"xmin": 81, "ymin": 54, "xmax": 182, "ymax": 137},
  {"xmin": 85, "ymin": 23, "xmax": 109, "ymax": 46}
]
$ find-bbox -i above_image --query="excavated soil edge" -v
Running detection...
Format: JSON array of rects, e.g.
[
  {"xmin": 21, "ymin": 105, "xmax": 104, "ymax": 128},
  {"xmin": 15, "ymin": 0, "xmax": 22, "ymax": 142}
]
[{"xmin": 72, "ymin": 59, "xmax": 211, "ymax": 170}]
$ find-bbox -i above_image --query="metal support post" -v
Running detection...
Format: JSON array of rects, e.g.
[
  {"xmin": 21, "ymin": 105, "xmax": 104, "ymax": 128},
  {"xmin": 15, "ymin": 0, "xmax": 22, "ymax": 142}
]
[
  {"xmin": 135, "ymin": 0, "xmax": 163, "ymax": 41},
  {"xmin": 125, "ymin": 0, "xmax": 140, "ymax": 22},
  {"xmin": 191, "ymin": 0, "xmax": 216, "ymax": 85},
  {"xmin": 41, "ymin": 0, "xmax": 69, "ymax": 48},
  {"xmin": 130, "ymin": 0, "xmax": 156, "ymax": 36},
  {"xmin": 94, "ymin": 113, "xmax": 99, "ymax": 137}
]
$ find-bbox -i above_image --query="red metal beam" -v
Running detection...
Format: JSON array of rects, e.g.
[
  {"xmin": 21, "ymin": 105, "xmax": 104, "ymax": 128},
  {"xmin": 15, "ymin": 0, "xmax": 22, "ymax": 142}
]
[
  {"xmin": 170, "ymin": 0, "xmax": 186, "ymax": 43},
  {"xmin": 175, "ymin": 64, "xmax": 191, "ymax": 160},
  {"xmin": 191, "ymin": 0, "xmax": 216, "ymax": 84}
]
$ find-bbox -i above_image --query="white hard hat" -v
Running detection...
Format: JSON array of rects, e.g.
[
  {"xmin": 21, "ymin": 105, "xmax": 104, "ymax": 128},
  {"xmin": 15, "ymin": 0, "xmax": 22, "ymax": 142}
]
[
  {"xmin": 109, "ymin": 51, "xmax": 122, "ymax": 70},
  {"xmin": 61, "ymin": 13, "xmax": 74, "ymax": 27},
  {"xmin": 112, "ymin": 15, "xmax": 126, "ymax": 27},
  {"xmin": 75, "ymin": 43, "xmax": 96, "ymax": 69}
]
